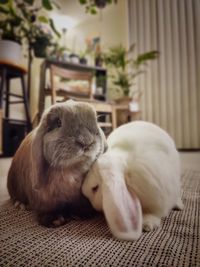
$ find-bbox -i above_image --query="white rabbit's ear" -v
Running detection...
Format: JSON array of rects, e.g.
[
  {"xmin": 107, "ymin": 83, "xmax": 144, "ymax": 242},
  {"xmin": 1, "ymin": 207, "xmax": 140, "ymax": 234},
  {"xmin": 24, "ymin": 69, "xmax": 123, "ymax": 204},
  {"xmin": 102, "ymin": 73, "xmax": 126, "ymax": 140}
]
[{"xmin": 101, "ymin": 171, "xmax": 142, "ymax": 241}]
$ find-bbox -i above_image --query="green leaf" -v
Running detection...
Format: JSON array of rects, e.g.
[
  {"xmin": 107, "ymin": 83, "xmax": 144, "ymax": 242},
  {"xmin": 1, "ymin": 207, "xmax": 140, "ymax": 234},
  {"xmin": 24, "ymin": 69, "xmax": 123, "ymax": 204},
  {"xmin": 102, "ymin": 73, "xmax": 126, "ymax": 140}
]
[
  {"xmin": 7, "ymin": 1, "xmax": 16, "ymax": 17},
  {"xmin": 49, "ymin": 18, "xmax": 61, "ymax": 38},
  {"xmin": 51, "ymin": 1, "xmax": 60, "ymax": 9},
  {"xmin": 0, "ymin": 5, "xmax": 9, "ymax": 13},
  {"xmin": 38, "ymin": 15, "xmax": 49, "ymax": 23},
  {"xmin": 90, "ymin": 7, "xmax": 97, "ymax": 15},
  {"xmin": 107, "ymin": 0, "xmax": 113, "ymax": 4},
  {"xmin": 79, "ymin": 0, "xmax": 87, "ymax": 4},
  {"xmin": 42, "ymin": 0, "xmax": 53, "ymax": 10},
  {"xmin": 134, "ymin": 50, "xmax": 159, "ymax": 66}
]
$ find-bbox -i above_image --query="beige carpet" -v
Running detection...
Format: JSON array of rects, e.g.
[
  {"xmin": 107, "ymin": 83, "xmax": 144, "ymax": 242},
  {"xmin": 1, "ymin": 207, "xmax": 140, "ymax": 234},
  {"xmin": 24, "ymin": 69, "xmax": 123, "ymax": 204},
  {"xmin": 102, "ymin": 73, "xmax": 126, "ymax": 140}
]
[{"xmin": 0, "ymin": 170, "xmax": 200, "ymax": 267}]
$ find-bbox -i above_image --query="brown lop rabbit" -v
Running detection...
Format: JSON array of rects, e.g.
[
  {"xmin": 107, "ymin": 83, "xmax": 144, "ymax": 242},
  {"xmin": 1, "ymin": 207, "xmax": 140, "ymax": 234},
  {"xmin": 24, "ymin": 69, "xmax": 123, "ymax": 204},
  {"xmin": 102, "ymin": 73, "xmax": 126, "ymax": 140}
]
[{"xmin": 7, "ymin": 100, "xmax": 107, "ymax": 227}]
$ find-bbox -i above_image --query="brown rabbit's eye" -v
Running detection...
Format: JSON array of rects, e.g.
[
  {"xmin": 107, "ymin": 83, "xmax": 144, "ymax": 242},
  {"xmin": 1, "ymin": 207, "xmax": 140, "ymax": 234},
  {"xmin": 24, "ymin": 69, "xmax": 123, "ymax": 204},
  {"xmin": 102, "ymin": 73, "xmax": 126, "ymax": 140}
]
[
  {"xmin": 47, "ymin": 117, "xmax": 62, "ymax": 132},
  {"xmin": 56, "ymin": 118, "xmax": 62, "ymax": 128}
]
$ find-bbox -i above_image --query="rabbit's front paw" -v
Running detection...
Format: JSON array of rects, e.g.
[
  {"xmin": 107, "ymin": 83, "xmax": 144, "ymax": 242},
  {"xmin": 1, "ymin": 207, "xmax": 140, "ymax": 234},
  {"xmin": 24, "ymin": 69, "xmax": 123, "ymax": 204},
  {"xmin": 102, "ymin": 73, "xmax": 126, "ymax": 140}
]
[
  {"xmin": 52, "ymin": 215, "xmax": 66, "ymax": 227},
  {"xmin": 38, "ymin": 212, "xmax": 67, "ymax": 227},
  {"xmin": 13, "ymin": 200, "xmax": 28, "ymax": 211},
  {"xmin": 173, "ymin": 198, "xmax": 184, "ymax": 210},
  {"xmin": 143, "ymin": 214, "xmax": 161, "ymax": 232}
]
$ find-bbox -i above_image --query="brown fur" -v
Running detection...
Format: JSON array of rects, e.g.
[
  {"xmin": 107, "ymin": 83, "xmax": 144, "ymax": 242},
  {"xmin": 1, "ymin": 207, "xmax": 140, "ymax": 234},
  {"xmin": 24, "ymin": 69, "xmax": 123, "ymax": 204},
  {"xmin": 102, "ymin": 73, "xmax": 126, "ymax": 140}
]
[{"xmin": 7, "ymin": 100, "xmax": 107, "ymax": 226}]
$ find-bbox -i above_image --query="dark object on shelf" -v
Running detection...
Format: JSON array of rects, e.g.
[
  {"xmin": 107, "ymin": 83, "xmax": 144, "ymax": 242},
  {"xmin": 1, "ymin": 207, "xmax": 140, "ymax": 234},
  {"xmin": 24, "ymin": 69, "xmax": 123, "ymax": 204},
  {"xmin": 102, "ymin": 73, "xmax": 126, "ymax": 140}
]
[
  {"xmin": 3, "ymin": 119, "xmax": 27, "ymax": 157},
  {"xmin": 95, "ymin": 0, "xmax": 107, "ymax": 8},
  {"xmin": 95, "ymin": 55, "xmax": 103, "ymax": 67},
  {"xmin": 79, "ymin": 57, "xmax": 87, "ymax": 65}
]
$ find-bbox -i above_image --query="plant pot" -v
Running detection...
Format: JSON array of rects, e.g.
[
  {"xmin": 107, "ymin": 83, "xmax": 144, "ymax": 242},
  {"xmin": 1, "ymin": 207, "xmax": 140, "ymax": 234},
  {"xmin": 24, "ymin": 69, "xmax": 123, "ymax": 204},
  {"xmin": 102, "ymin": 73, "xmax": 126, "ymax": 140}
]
[
  {"xmin": 33, "ymin": 47, "xmax": 47, "ymax": 58},
  {"xmin": 114, "ymin": 96, "xmax": 132, "ymax": 104},
  {"xmin": 32, "ymin": 42, "xmax": 48, "ymax": 58},
  {"xmin": 95, "ymin": 0, "xmax": 107, "ymax": 8},
  {"xmin": 79, "ymin": 57, "xmax": 87, "ymax": 65},
  {"xmin": 69, "ymin": 53, "xmax": 79, "ymax": 64},
  {"xmin": 129, "ymin": 99, "xmax": 140, "ymax": 112},
  {"xmin": 0, "ymin": 40, "xmax": 22, "ymax": 63},
  {"xmin": 32, "ymin": 36, "xmax": 51, "ymax": 58}
]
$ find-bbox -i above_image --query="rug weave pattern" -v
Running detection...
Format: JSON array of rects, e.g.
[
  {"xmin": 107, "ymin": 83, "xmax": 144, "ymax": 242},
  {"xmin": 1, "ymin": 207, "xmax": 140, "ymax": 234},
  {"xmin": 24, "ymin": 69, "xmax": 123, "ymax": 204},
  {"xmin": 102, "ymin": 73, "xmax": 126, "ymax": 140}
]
[{"xmin": 0, "ymin": 170, "xmax": 200, "ymax": 267}]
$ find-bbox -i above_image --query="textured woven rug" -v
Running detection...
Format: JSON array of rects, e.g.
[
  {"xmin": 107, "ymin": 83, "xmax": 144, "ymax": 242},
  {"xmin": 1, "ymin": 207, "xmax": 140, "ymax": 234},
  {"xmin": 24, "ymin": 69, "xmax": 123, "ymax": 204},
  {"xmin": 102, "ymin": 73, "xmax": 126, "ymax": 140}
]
[{"xmin": 0, "ymin": 170, "xmax": 200, "ymax": 267}]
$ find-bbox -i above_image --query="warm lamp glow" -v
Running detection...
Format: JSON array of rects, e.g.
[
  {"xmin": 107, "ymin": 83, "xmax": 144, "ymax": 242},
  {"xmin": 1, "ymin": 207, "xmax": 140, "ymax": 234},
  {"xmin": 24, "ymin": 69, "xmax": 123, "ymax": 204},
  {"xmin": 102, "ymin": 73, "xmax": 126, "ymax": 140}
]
[{"xmin": 51, "ymin": 14, "xmax": 78, "ymax": 31}]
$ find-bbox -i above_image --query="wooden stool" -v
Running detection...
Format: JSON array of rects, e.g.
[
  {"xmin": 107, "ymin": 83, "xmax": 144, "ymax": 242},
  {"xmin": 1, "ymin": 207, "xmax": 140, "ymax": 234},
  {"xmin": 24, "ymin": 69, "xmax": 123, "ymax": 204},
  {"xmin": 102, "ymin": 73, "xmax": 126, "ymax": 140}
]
[{"xmin": 0, "ymin": 60, "xmax": 32, "ymax": 131}]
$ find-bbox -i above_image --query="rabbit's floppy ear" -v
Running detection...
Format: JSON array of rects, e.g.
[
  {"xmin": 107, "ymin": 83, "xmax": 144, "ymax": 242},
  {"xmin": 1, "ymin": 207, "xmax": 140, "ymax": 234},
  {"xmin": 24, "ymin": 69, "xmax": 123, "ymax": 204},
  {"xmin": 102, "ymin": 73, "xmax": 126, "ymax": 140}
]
[
  {"xmin": 99, "ymin": 127, "xmax": 108, "ymax": 153},
  {"xmin": 30, "ymin": 114, "xmax": 49, "ymax": 189},
  {"xmin": 101, "ymin": 169, "xmax": 142, "ymax": 241}
]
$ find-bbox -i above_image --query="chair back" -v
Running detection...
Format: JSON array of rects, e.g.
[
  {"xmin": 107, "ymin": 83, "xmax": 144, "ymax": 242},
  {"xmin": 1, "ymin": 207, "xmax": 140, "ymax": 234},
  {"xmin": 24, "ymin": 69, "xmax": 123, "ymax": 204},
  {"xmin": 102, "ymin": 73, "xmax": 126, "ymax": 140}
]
[{"xmin": 50, "ymin": 65, "xmax": 93, "ymax": 104}]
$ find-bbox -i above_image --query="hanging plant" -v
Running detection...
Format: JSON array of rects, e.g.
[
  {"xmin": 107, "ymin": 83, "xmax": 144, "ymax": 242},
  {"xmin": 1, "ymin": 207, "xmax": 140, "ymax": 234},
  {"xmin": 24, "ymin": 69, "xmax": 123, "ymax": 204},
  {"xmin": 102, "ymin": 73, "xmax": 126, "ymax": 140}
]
[
  {"xmin": 0, "ymin": 0, "xmax": 60, "ymax": 52},
  {"xmin": 79, "ymin": 0, "xmax": 117, "ymax": 15}
]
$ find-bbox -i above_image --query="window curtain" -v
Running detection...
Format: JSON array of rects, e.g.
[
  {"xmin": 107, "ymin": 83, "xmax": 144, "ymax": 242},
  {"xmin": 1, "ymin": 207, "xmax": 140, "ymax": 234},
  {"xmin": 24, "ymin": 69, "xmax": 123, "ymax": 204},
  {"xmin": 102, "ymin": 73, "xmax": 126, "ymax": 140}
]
[{"xmin": 128, "ymin": 0, "xmax": 200, "ymax": 149}]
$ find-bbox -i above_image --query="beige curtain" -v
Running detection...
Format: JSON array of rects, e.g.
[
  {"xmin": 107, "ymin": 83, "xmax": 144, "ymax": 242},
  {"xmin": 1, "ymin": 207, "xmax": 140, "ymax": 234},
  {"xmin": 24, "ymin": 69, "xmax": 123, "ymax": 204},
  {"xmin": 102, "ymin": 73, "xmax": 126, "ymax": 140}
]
[{"xmin": 128, "ymin": 0, "xmax": 200, "ymax": 149}]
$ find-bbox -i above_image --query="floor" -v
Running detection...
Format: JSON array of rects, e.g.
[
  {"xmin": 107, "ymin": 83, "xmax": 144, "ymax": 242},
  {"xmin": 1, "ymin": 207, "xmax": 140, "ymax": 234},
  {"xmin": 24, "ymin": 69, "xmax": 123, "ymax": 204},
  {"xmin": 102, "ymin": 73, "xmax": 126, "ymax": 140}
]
[{"xmin": 0, "ymin": 152, "xmax": 200, "ymax": 205}]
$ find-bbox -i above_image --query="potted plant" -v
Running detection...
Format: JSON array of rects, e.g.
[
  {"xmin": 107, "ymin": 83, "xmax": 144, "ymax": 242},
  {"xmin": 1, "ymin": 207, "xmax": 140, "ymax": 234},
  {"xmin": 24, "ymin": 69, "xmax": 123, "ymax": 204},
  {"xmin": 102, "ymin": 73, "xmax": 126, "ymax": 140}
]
[
  {"xmin": 29, "ymin": 23, "xmax": 57, "ymax": 58},
  {"xmin": 79, "ymin": 0, "xmax": 118, "ymax": 14},
  {"xmin": 0, "ymin": 0, "xmax": 61, "ymax": 98},
  {"xmin": 78, "ymin": 46, "xmax": 94, "ymax": 65},
  {"xmin": 79, "ymin": 50, "xmax": 89, "ymax": 65},
  {"xmin": 0, "ymin": 0, "xmax": 23, "ymax": 62},
  {"xmin": 0, "ymin": 0, "xmax": 60, "ymax": 59},
  {"xmin": 103, "ymin": 45, "xmax": 159, "ymax": 103},
  {"xmin": 48, "ymin": 43, "xmax": 69, "ymax": 61}
]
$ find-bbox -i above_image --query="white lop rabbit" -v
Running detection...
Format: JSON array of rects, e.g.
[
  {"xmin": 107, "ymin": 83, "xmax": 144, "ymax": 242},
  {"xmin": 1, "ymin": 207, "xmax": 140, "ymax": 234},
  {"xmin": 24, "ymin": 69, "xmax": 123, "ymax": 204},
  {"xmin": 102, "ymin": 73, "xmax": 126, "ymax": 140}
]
[{"xmin": 82, "ymin": 121, "xmax": 183, "ymax": 240}]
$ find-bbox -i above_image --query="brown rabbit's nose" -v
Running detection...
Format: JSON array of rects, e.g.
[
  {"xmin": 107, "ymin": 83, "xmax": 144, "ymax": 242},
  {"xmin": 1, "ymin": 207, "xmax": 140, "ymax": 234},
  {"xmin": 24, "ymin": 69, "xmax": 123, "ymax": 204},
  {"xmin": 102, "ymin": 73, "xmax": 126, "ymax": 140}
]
[
  {"xmin": 83, "ymin": 143, "xmax": 94, "ymax": 151},
  {"xmin": 76, "ymin": 139, "xmax": 95, "ymax": 151}
]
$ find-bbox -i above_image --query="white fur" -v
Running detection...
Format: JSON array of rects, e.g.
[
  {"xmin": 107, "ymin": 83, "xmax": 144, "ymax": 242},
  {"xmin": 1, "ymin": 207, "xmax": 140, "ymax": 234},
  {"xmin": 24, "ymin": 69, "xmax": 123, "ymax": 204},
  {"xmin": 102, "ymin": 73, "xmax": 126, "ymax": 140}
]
[{"xmin": 82, "ymin": 121, "xmax": 183, "ymax": 241}]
